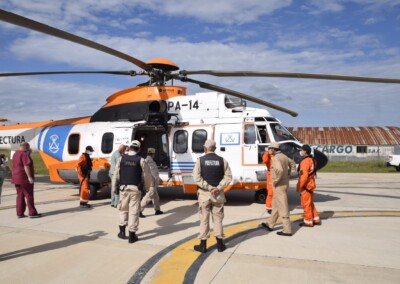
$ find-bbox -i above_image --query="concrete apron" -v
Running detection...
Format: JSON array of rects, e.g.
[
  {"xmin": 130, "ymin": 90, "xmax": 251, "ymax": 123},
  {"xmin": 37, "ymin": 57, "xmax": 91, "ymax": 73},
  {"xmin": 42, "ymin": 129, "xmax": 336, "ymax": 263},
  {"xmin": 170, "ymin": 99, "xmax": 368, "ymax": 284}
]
[{"xmin": 0, "ymin": 173, "xmax": 399, "ymax": 284}]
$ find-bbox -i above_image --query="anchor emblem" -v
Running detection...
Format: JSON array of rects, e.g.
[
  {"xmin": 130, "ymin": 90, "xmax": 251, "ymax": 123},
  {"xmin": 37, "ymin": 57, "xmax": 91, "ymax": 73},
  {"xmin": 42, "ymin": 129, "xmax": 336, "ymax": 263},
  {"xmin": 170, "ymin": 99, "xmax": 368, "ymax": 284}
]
[{"xmin": 49, "ymin": 134, "xmax": 60, "ymax": 153}]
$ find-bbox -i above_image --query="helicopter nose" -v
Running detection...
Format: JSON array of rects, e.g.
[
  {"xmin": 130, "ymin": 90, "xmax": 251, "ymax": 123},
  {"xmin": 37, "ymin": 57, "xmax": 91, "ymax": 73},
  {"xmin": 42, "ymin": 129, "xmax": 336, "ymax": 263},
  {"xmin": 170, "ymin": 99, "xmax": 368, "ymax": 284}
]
[{"xmin": 314, "ymin": 149, "xmax": 328, "ymax": 170}]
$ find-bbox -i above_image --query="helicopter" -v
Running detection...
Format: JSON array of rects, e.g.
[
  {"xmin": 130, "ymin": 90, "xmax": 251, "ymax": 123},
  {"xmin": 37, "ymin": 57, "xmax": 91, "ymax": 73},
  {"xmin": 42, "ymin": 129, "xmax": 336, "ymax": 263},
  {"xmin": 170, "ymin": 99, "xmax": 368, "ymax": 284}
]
[{"xmin": 1, "ymin": 9, "xmax": 400, "ymax": 203}]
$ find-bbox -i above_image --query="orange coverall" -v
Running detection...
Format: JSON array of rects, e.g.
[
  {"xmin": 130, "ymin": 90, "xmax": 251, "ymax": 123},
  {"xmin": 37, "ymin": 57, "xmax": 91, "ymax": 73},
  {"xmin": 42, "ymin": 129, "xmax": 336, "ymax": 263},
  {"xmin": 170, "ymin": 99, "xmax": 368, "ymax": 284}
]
[
  {"xmin": 296, "ymin": 156, "xmax": 320, "ymax": 226},
  {"xmin": 262, "ymin": 151, "xmax": 273, "ymax": 209},
  {"xmin": 77, "ymin": 153, "xmax": 91, "ymax": 204}
]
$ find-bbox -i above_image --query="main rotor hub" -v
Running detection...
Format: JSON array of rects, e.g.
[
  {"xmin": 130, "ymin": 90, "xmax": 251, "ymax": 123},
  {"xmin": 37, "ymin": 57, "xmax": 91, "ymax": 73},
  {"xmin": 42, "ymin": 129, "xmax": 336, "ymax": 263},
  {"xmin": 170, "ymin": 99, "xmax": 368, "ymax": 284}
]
[{"xmin": 146, "ymin": 58, "xmax": 179, "ymax": 72}]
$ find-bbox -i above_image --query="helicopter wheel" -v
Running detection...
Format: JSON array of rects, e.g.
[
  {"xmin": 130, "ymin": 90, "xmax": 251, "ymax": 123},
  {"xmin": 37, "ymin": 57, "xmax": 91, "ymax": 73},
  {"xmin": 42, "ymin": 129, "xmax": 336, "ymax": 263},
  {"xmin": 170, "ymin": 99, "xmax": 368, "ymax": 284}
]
[
  {"xmin": 254, "ymin": 189, "xmax": 267, "ymax": 204},
  {"xmin": 89, "ymin": 183, "xmax": 100, "ymax": 200}
]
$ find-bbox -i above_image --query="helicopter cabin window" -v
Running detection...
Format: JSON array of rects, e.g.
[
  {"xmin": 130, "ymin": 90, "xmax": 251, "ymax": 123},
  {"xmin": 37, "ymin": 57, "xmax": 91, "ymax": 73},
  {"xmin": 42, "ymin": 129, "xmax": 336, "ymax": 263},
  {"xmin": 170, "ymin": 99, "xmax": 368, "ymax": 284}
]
[
  {"xmin": 173, "ymin": 130, "xmax": 188, "ymax": 153},
  {"xmin": 270, "ymin": 123, "xmax": 296, "ymax": 142},
  {"xmin": 101, "ymin": 132, "xmax": 114, "ymax": 154},
  {"xmin": 68, "ymin": 134, "xmax": 80, "ymax": 155},
  {"xmin": 257, "ymin": 126, "xmax": 271, "ymax": 144},
  {"xmin": 244, "ymin": 124, "xmax": 257, "ymax": 144},
  {"xmin": 192, "ymin": 129, "xmax": 208, "ymax": 153}
]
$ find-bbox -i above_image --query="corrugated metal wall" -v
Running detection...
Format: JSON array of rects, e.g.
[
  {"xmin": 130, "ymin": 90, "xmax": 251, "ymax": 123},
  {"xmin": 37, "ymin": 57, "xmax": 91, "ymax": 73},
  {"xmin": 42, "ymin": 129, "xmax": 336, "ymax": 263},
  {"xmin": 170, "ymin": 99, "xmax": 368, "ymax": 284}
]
[{"xmin": 287, "ymin": 127, "xmax": 400, "ymax": 145}]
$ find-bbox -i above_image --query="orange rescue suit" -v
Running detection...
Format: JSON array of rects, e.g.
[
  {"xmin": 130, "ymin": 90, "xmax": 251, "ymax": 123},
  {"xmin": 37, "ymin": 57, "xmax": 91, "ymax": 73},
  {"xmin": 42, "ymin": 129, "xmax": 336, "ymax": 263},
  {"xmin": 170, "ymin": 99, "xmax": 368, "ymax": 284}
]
[
  {"xmin": 262, "ymin": 151, "xmax": 273, "ymax": 209},
  {"xmin": 77, "ymin": 153, "xmax": 91, "ymax": 204},
  {"xmin": 297, "ymin": 156, "xmax": 320, "ymax": 226}
]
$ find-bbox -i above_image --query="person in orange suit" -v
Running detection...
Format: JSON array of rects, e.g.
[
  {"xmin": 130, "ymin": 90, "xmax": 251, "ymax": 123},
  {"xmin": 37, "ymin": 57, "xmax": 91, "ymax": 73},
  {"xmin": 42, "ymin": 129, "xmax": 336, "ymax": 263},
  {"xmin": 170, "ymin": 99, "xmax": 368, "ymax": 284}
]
[
  {"xmin": 262, "ymin": 148, "xmax": 273, "ymax": 214},
  {"xmin": 297, "ymin": 144, "xmax": 321, "ymax": 227},
  {"xmin": 77, "ymin": 146, "xmax": 94, "ymax": 208}
]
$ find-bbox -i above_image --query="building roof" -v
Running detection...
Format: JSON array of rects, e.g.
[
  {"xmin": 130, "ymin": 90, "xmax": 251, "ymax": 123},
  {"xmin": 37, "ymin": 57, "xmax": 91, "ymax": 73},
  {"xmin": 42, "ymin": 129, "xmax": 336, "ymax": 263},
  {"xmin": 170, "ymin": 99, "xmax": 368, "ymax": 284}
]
[{"xmin": 287, "ymin": 126, "xmax": 400, "ymax": 145}]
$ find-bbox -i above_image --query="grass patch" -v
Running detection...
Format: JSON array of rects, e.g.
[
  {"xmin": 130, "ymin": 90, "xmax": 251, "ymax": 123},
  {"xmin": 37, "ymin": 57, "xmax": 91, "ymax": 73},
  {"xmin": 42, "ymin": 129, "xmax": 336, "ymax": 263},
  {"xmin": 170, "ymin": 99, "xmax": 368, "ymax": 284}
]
[
  {"xmin": 0, "ymin": 150, "xmax": 49, "ymax": 175},
  {"xmin": 320, "ymin": 160, "xmax": 397, "ymax": 173}
]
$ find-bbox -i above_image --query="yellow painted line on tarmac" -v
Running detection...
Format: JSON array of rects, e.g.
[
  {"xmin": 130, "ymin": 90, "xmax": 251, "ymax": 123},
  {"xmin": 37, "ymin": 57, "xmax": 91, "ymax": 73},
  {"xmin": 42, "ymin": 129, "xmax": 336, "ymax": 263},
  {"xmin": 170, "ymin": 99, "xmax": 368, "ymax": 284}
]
[{"xmin": 144, "ymin": 210, "xmax": 400, "ymax": 284}]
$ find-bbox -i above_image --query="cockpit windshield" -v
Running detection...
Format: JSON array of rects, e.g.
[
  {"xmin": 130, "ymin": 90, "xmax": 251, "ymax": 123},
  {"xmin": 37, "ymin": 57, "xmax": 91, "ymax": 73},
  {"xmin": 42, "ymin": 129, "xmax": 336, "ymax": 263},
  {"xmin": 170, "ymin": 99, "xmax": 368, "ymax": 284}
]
[{"xmin": 270, "ymin": 123, "xmax": 296, "ymax": 142}]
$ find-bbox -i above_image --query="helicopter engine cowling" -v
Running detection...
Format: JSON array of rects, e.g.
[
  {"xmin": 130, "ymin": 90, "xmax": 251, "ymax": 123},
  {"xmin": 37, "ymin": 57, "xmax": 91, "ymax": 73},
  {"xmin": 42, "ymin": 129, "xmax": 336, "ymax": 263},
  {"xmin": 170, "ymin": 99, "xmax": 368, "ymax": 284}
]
[{"xmin": 90, "ymin": 99, "xmax": 168, "ymax": 124}]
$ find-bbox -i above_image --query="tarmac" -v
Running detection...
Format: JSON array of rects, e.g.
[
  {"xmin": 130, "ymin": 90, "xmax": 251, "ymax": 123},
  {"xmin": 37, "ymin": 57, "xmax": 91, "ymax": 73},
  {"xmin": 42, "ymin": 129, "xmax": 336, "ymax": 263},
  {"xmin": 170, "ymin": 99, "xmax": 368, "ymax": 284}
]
[{"xmin": 0, "ymin": 172, "xmax": 399, "ymax": 284}]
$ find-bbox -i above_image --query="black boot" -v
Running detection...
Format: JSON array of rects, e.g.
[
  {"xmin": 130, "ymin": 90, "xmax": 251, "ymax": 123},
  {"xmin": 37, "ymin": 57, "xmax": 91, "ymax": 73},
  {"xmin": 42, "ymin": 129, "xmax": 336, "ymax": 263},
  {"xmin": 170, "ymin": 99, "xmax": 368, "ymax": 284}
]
[
  {"xmin": 118, "ymin": 226, "xmax": 127, "ymax": 239},
  {"xmin": 194, "ymin": 239, "xmax": 207, "ymax": 253},
  {"xmin": 216, "ymin": 238, "xmax": 226, "ymax": 252},
  {"xmin": 128, "ymin": 231, "xmax": 138, "ymax": 243}
]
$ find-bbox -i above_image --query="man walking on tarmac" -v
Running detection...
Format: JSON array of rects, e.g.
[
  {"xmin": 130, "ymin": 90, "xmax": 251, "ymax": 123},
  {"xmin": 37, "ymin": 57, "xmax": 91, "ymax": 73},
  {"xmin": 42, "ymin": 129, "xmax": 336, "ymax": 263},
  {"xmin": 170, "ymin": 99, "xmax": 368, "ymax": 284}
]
[
  {"xmin": 77, "ymin": 146, "xmax": 94, "ymax": 208},
  {"xmin": 297, "ymin": 144, "xmax": 321, "ymax": 227},
  {"xmin": 113, "ymin": 140, "xmax": 153, "ymax": 243},
  {"xmin": 192, "ymin": 139, "xmax": 232, "ymax": 253},
  {"xmin": 140, "ymin": 148, "xmax": 163, "ymax": 217},
  {"xmin": 261, "ymin": 142, "xmax": 296, "ymax": 236}
]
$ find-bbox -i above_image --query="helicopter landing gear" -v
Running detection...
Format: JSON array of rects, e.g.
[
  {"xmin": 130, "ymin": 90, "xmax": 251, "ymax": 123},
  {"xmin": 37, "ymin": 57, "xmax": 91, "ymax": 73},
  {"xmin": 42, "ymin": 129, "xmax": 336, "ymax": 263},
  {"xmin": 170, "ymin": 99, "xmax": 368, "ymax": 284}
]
[
  {"xmin": 89, "ymin": 183, "xmax": 101, "ymax": 200},
  {"xmin": 254, "ymin": 188, "xmax": 267, "ymax": 204}
]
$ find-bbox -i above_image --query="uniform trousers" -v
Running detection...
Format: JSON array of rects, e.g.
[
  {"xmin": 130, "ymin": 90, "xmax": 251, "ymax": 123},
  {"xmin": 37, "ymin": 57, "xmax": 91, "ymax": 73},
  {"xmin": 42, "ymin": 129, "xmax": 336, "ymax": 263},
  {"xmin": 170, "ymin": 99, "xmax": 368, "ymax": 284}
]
[
  {"xmin": 15, "ymin": 183, "xmax": 38, "ymax": 216},
  {"xmin": 301, "ymin": 190, "xmax": 320, "ymax": 225},
  {"xmin": 265, "ymin": 185, "xmax": 292, "ymax": 234},
  {"xmin": 118, "ymin": 187, "xmax": 141, "ymax": 232},
  {"xmin": 78, "ymin": 174, "xmax": 90, "ymax": 203},
  {"xmin": 140, "ymin": 184, "xmax": 160, "ymax": 211},
  {"xmin": 0, "ymin": 177, "xmax": 4, "ymax": 205},
  {"xmin": 265, "ymin": 172, "xmax": 273, "ymax": 209},
  {"xmin": 198, "ymin": 199, "xmax": 224, "ymax": 239},
  {"xmin": 109, "ymin": 174, "xmax": 119, "ymax": 207}
]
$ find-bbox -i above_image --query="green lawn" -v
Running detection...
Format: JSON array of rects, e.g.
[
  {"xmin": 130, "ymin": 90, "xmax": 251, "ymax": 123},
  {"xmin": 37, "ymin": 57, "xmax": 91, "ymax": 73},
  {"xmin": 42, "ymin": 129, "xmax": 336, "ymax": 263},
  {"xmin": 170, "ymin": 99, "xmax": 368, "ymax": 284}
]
[
  {"xmin": 1, "ymin": 150, "xmax": 49, "ymax": 175},
  {"xmin": 319, "ymin": 160, "xmax": 397, "ymax": 173}
]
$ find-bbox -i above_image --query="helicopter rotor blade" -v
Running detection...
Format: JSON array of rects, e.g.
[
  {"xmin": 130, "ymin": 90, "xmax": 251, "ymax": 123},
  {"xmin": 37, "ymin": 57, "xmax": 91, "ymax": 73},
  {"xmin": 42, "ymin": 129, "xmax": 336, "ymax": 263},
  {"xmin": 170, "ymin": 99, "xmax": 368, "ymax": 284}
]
[
  {"xmin": 179, "ymin": 70, "xmax": 400, "ymax": 84},
  {"xmin": 0, "ymin": 9, "xmax": 152, "ymax": 72},
  {"xmin": 0, "ymin": 71, "xmax": 141, "ymax": 77},
  {"xmin": 176, "ymin": 76, "xmax": 298, "ymax": 117}
]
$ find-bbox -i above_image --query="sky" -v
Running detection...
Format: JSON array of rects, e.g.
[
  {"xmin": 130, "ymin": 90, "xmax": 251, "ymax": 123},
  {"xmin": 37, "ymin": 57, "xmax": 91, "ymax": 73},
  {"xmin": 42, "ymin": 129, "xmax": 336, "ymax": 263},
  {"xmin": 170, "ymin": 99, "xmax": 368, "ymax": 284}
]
[{"xmin": 0, "ymin": 0, "xmax": 399, "ymax": 127}]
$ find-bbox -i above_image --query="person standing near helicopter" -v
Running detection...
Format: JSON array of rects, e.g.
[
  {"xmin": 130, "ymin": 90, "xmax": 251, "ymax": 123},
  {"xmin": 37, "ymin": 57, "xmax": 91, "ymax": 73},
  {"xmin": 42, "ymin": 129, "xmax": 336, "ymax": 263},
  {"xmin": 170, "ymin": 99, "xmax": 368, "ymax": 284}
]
[
  {"xmin": 139, "ymin": 147, "xmax": 163, "ymax": 217},
  {"xmin": 77, "ymin": 146, "xmax": 94, "ymax": 208},
  {"xmin": 11, "ymin": 142, "xmax": 41, "ymax": 218},
  {"xmin": 109, "ymin": 144, "xmax": 126, "ymax": 208},
  {"xmin": 114, "ymin": 140, "xmax": 153, "ymax": 243},
  {"xmin": 262, "ymin": 148, "xmax": 273, "ymax": 214},
  {"xmin": 261, "ymin": 142, "xmax": 296, "ymax": 236},
  {"xmin": 297, "ymin": 144, "xmax": 321, "ymax": 227},
  {"xmin": 192, "ymin": 139, "xmax": 232, "ymax": 253}
]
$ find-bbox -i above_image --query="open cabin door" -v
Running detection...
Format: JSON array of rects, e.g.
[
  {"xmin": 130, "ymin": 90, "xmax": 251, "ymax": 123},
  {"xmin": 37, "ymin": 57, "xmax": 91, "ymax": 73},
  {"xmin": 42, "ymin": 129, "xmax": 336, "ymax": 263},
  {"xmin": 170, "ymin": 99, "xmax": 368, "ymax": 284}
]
[
  {"xmin": 243, "ymin": 122, "xmax": 259, "ymax": 165},
  {"xmin": 169, "ymin": 125, "xmax": 214, "ymax": 193},
  {"xmin": 131, "ymin": 125, "xmax": 170, "ymax": 180}
]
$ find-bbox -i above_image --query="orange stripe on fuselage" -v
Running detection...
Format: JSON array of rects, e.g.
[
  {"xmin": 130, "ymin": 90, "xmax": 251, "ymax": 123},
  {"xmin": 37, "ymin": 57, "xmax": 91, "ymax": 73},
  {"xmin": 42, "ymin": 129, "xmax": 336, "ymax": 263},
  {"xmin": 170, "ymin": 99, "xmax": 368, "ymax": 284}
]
[
  {"xmin": 103, "ymin": 86, "xmax": 186, "ymax": 108},
  {"xmin": 0, "ymin": 116, "xmax": 90, "ymax": 130}
]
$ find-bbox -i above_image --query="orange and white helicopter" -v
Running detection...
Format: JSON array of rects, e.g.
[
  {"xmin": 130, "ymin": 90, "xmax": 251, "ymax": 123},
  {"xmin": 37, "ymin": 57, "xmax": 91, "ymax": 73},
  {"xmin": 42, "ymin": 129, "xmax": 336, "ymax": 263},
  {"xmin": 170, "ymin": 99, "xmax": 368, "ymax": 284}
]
[{"xmin": 1, "ymin": 9, "xmax": 399, "ymax": 202}]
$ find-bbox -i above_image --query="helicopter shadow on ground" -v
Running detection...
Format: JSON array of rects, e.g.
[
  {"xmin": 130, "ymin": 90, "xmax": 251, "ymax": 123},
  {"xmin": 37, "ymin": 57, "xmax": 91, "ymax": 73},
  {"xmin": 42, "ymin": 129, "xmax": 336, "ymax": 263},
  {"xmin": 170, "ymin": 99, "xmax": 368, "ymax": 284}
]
[{"xmin": 0, "ymin": 230, "xmax": 107, "ymax": 261}]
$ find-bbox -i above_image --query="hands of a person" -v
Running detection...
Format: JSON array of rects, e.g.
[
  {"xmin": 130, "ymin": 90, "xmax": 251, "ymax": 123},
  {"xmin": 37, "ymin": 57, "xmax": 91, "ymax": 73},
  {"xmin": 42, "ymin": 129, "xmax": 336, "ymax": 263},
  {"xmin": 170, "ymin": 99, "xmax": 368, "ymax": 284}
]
[
  {"xmin": 211, "ymin": 188, "xmax": 220, "ymax": 197},
  {"xmin": 28, "ymin": 177, "xmax": 34, "ymax": 184}
]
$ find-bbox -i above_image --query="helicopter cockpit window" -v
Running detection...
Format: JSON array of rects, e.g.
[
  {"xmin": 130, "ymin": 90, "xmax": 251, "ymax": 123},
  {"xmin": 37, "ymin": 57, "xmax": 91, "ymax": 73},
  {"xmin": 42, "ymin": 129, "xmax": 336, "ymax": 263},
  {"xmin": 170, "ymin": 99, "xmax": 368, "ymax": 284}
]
[
  {"xmin": 244, "ymin": 124, "xmax": 257, "ymax": 144},
  {"xmin": 68, "ymin": 133, "xmax": 80, "ymax": 155},
  {"xmin": 101, "ymin": 132, "xmax": 114, "ymax": 154},
  {"xmin": 173, "ymin": 130, "xmax": 188, "ymax": 153},
  {"xmin": 192, "ymin": 129, "xmax": 207, "ymax": 153},
  {"xmin": 270, "ymin": 123, "xmax": 296, "ymax": 142},
  {"xmin": 280, "ymin": 142, "xmax": 302, "ymax": 164},
  {"xmin": 257, "ymin": 126, "xmax": 271, "ymax": 144}
]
